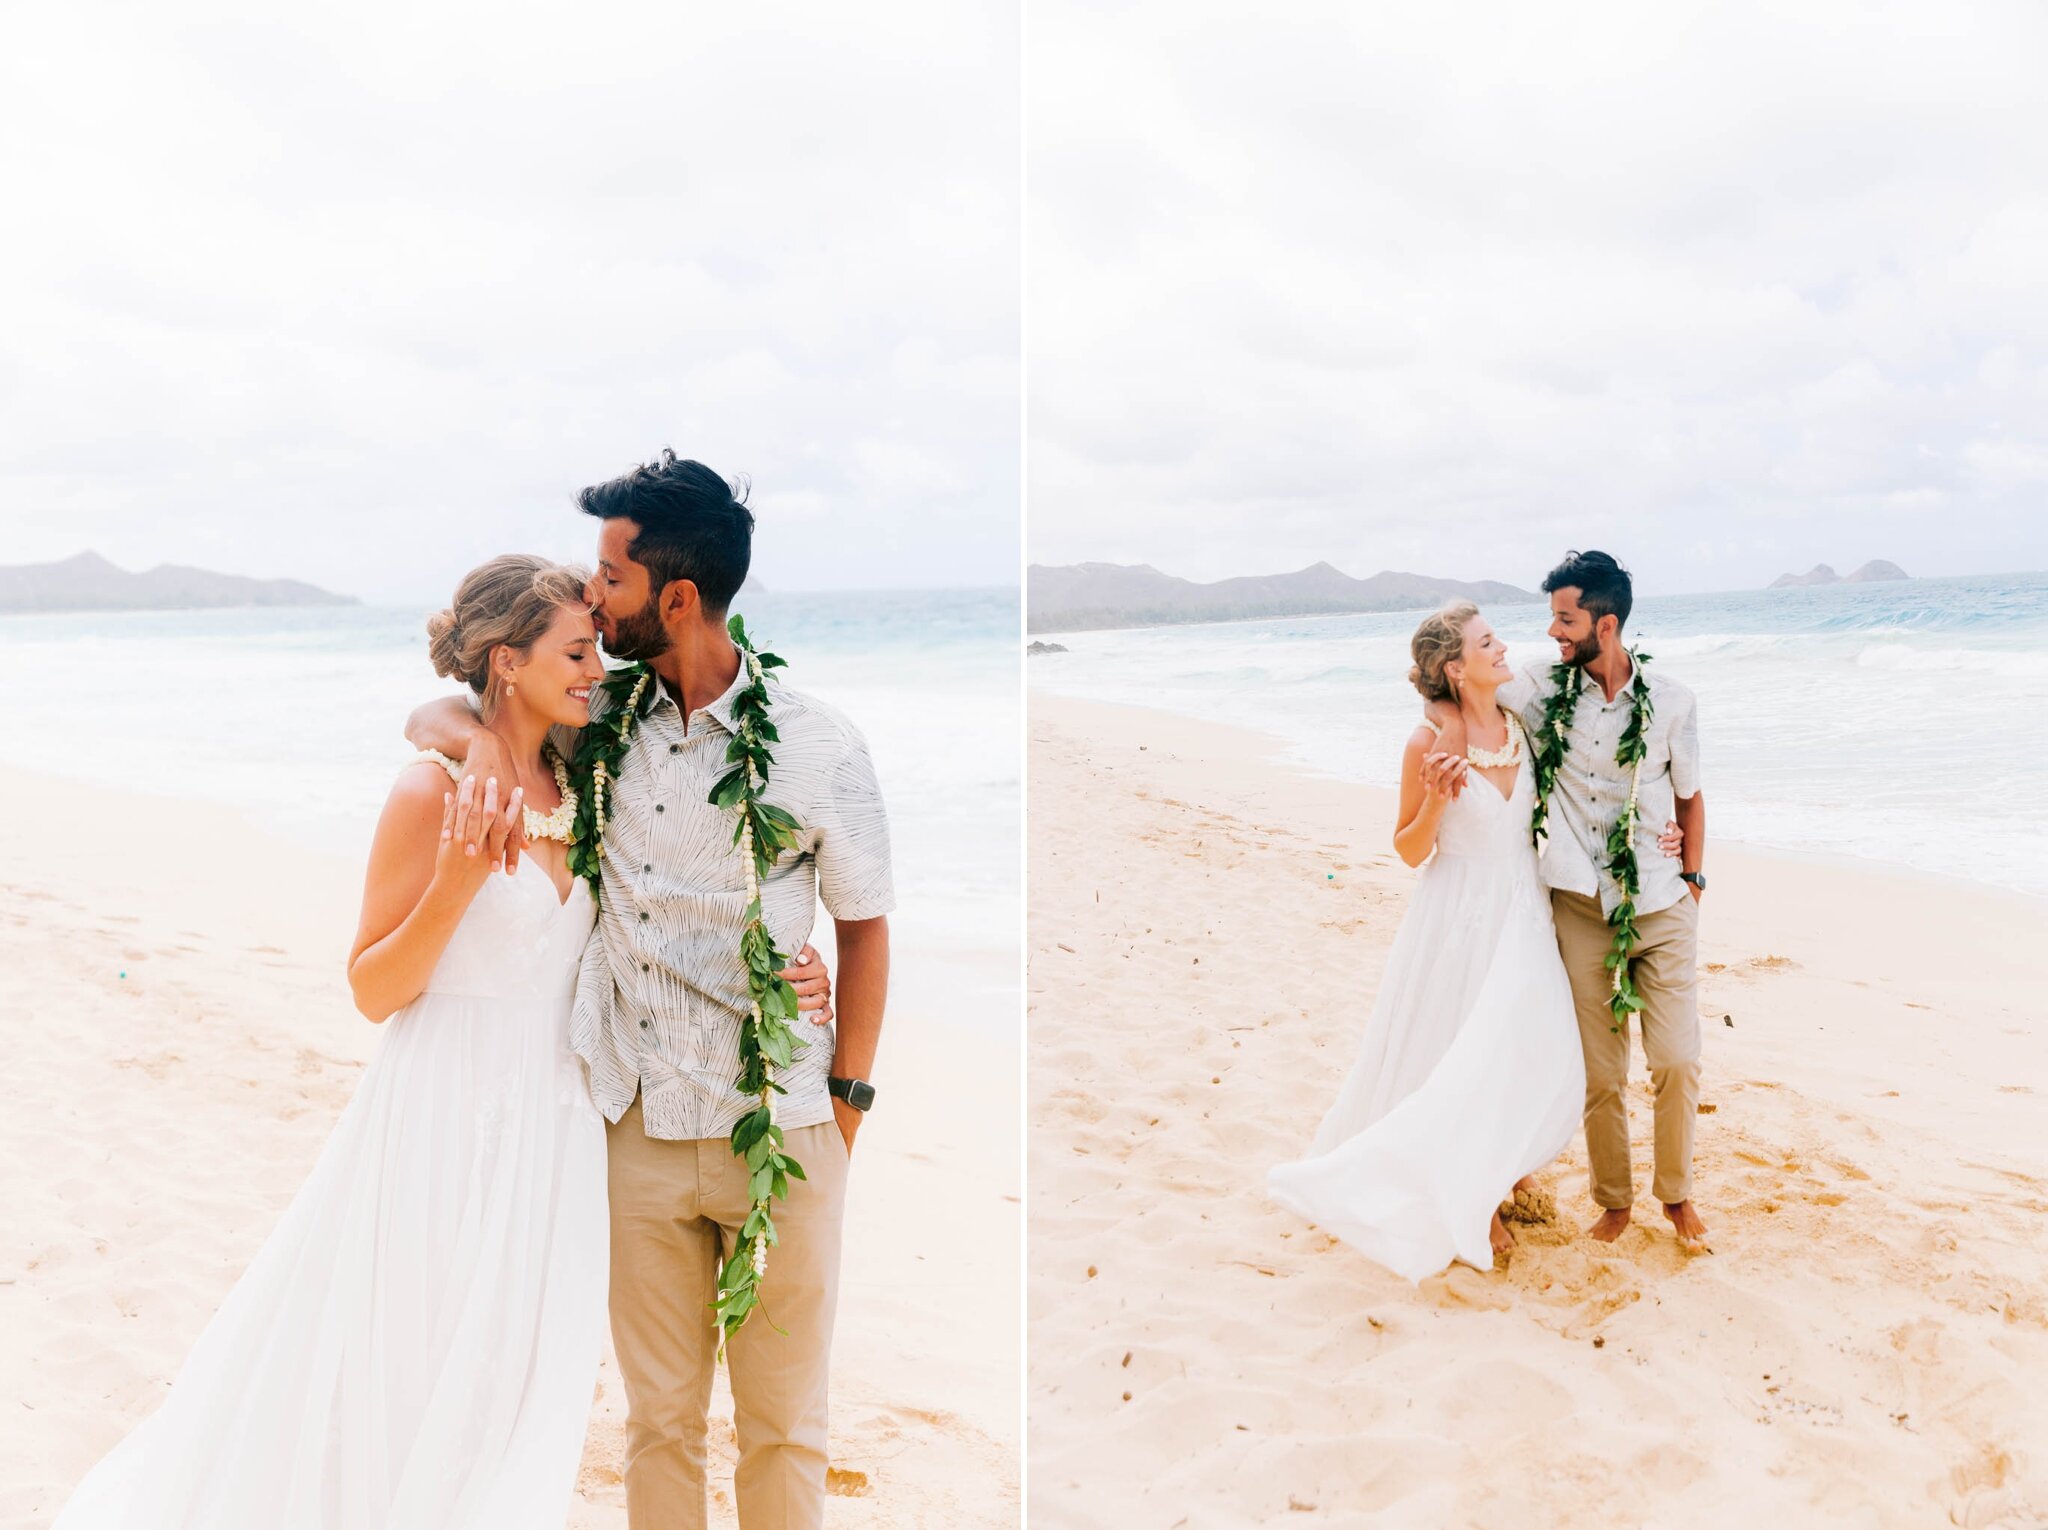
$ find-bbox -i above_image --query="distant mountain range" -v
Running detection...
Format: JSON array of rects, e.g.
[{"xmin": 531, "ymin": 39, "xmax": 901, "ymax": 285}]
[
  {"xmin": 1027, "ymin": 560, "xmax": 1538, "ymax": 634},
  {"xmin": 0, "ymin": 551, "xmax": 357, "ymax": 614},
  {"xmin": 1768, "ymin": 560, "xmax": 1909, "ymax": 590}
]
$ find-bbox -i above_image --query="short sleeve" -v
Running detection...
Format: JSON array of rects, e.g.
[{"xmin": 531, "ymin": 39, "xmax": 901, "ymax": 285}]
[
  {"xmin": 812, "ymin": 732, "xmax": 896, "ymax": 921},
  {"xmin": 1499, "ymin": 662, "xmax": 1546, "ymax": 728},
  {"xmin": 1667, "ymin": 687, "xmax": 1702, "ymax": 798}
]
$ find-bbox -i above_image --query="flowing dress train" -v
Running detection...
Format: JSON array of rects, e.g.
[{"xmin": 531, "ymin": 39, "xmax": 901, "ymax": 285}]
[{"xmin": 1267, "ymin": 750, "xmax": 1584, "ymax": 1280}]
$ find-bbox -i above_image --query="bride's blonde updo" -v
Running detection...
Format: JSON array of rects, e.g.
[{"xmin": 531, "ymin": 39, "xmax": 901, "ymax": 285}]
[
  {"xmin": 426, "ymin": 555, "xmax": 593, "ymax": 715},
  {"xmin": 1408, "ymin": 601, "xmax": 1480, "ymax": 702}
]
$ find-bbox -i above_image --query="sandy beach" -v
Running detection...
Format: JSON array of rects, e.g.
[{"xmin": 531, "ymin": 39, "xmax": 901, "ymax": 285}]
[
  {"xmin": 1028, "ymin": 692, "xmax": 2048, "ymax": 1529},
  {"xmin": 0, "ymin": 767, "xmax": 1018, "ymax": 1530}
]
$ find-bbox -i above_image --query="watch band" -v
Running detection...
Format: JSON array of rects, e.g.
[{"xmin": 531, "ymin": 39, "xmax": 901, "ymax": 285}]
[
  {"xmin": 828, "ymin": 1075, "xmax": 876, "ymax": 1112},
  {"xmin": 1680, "ymin": 871, "xmax": 1707, "ymax": 890}
]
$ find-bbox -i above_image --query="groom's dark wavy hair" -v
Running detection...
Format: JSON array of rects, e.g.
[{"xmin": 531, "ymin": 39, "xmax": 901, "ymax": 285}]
[
  {"xmin": 1542, "ymin": 549, "xmax": 1633, "ymax": 632},
  {"xmin": 578, "ymin": 449, "xmax": 753, "ymax": 617}
]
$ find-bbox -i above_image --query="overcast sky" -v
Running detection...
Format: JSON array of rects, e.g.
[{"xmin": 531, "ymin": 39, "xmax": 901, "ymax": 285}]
[
  {"xmin": 0, "ymin": 2, "xmax": 1018, "ymax": 603},
  {"xmin": 1029, "ymin": 0, "xmax": 2048, "ymax": 595}
]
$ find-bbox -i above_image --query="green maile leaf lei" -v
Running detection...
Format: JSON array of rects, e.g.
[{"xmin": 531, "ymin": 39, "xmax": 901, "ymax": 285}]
[
  {"xmin": 1530, "ymin": 648, "xmax": 1655, "ymax": 1035},
  {"xmin": 566, "ymin": 614, "xmax": 807, "ymax": 1352}
]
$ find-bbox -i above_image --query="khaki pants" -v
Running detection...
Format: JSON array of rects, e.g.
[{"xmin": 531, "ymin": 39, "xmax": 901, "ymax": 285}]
[
  {"xmin": 1551, "ymin": 890, "xmax": 1702, "ymax": 1209},
  {"xmin": 606, "ymin": 1094, "xmax": 849, "ymax": 1530}
]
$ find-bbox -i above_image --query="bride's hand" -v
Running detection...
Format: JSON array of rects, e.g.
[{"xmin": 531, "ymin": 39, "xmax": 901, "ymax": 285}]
[
  {"xmin": 1657, "ymin": 819, "xmax": 1684, "ymax": 858},
  {"xmin": 457, "ymin": 733, "xmax": 523, "ymax": 873},
  {"xmin": 436, "ymin": 773, "xmax": 525, "ymax": 890},
  {"xmin": 1420, "ymin": 751, "xmax": 1466, "ymax": 804},
  {"xmin": 780, "ymin": 943, "xmax": 834, "ymax": 1027}
]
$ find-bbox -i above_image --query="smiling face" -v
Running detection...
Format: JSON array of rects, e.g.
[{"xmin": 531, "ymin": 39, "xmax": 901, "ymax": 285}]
[
  {"xmin": 1450, "ymin": 613, "xmax": 1514, "ymax": 694},
  {"xmin": 499, "ymin": 604, "xmax": 605, "ymax": 728},
  {"xmin": 589, "ymin": 517, "xmax": 673, "ymax": 662},
  {"xmin": 1546, "ymin": 586, "xmax": 1608, "ymax": 668}
]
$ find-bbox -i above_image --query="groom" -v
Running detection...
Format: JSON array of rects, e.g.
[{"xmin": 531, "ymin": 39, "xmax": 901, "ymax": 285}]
[
  {"xmin": 1461, "ymin": 550, "xmax": 1709, "ymax": 1247},
  {"xmin": 409, "ymin": 450, "xmax": 895, "ymax": 1528}
]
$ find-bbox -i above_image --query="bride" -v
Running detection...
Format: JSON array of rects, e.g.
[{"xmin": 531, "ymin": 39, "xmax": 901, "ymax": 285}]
[
  {"xmin": 49, "ymin": 555, "xmax": 826, "ymax": 1528},
  {"xmin": 1267, "ymin": 603, "xmax": 1679, "ymax": 1280}
]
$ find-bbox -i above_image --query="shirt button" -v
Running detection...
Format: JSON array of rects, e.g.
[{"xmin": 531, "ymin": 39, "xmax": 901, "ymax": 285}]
[
  {"xmin": 642, "ymin": 864, "xmax": 651, "ymax": 873},
  {"xmin": 655, "ymin": 803, "xmax": 665, "ymax": 813},
  {"xmin": 670, "ymin": 743, "xmax": 682, "ymax": 754},
  {"xmin": 640, "ymin": 962, "xmax": 649, "ymax": 971},
  {"xmin": 639, "ymin": 1019, "xmax": 651, "ymax": 1030},
  {"xmin": 639, "ymin": 911, "xmax": 649, "ymax": 922}
]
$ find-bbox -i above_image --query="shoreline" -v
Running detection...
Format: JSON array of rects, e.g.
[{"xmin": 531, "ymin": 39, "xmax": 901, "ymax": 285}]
[
  {"xmin": 1028, "ymin": 684, "xmax": 2048, "ymax": 910},
  {"xmin": 0, "ymin": 767, "xmax": 1019, "ymax": 1530},
  {"xmin": 1028, "ymin": 692, "xmax": 2047, "ymax": 1528}
]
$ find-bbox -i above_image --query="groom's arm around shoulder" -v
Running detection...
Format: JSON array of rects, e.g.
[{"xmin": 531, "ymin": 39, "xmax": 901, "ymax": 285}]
[
  {"xmin": 404, "ymin": 692, "xmax": 484, "ymax": 757},
  {"xmin": 1432, "ymin": 661, "xmax": 1543, "ymax": 756},
  {"xmin": 402, "ymin": 693, "xmax": 568, "ymax": 871}
]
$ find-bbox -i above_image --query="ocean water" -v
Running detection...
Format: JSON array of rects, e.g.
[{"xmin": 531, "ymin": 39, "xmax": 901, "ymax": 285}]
[
  {"xmin": 0, "ymin": 588, "xmax": 1022, "ymax": 995},
  {"xmin": 1030, "ymin": 571, "xmax": 2048, "ymax": 901}
]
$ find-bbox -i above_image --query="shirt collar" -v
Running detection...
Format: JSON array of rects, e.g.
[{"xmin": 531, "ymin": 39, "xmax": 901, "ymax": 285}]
[
  {"xmin": 646, "ymin": 651, "xmax": 750, "ymax": 736},
  {"xmin": 1579, "ymin": 654, "xmax": 1640, "ymax": 709}
]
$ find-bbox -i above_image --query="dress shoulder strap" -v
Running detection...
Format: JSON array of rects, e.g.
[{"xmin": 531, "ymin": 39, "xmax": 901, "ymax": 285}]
[
  {"xmin": 1419, "ymin": 715, "xmax": 1443, "ymax": 738},
  {"xmin": 410, "ymin": 749, "xmax": 463, "ymax": 782}
]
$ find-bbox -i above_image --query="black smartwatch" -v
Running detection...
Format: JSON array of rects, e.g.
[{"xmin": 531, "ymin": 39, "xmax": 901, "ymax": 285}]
[
  {"xmin": 828, "ymin": 1075, "xmax": 876, "ymax": 1112},
  {"xmin": 1680, "ymin": 871, "xmax": 1707, "ymax": 892}
]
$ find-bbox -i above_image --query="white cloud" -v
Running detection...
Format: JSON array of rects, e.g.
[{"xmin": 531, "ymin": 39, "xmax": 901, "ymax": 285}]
[
  {"xmin": 0, "ymin": 1, "xmax": 1020, "ymax": 601},
  {"xmin": 1028, "ymin": 0, "xmax": 2048, "ymax": 593}
]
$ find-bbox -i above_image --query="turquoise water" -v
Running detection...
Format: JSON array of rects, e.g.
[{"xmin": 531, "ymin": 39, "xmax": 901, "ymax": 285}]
[
  {"xmin": 1030, "ymin": 571, "xmax": 2048, "ymax": 899},
  {"xmin": 0, "ymin": 588, "xmax": 1021, "ymax": 977}
]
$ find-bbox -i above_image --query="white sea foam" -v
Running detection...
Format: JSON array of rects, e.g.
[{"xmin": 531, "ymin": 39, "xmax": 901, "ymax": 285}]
[
  {"xmin": 1033, "ymin": 572, "xmax": 2048, "ymax": 898},
  {"xmin": 1852, "ymin": 641, "xmax": 2035, "ymax": 680},
  {"xmin": 0, "ymin": 589, "xmax": 1023, "ymax": 1001}
]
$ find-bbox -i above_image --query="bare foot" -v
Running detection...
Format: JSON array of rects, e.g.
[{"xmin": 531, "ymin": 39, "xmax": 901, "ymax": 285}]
[
  {"xmin": 1663, "ymin": 1200, "xmax": 1711, "ymax": 1252},
  {"xmin": 1587, "ymin": 1208, "xmax": 1631, "ymax": 1242},
  {"xmin": 1490, "ymin": 1210, "xmax": 1516, "ymax": 1259}
]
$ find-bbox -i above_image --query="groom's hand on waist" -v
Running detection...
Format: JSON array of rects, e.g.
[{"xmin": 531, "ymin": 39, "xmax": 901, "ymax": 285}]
[{"xmin": 782, "ymin": 943, "xmax": 834, "ymax": 1027}]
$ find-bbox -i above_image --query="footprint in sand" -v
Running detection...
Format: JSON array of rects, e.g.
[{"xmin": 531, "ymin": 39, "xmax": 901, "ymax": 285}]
[
  {"xmin": 1051, "ymin": 1090, "xmax": 1111, "ymax": 1124},
  {"xmin": 1425, "ymin": 1265, "xmax": 1513, "ymax": 1311},
  {"xmin": 1889, "ymin": 1316, "xmax": 1944, "ymax": 1364},
  {"xmin": 1946, "ymin": 1444, "xmax": 2014, "ymax": 1527}
]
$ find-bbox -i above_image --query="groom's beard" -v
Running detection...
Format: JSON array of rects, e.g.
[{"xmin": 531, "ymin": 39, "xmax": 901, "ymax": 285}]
[
  {"xmin": 601, "ymin": 603, "xmax": 673, "ymax": 663},
  {"xmin": 1559, "ymin": 632, "xmax": 1601, "ymax": 668}
]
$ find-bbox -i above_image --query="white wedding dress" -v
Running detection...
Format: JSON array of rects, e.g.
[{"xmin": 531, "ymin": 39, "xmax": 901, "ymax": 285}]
[
  {"xmin": 1267, "ymin": 738, "xmax": 1585, "ymax": 1281},
  {"xmin": 53, "ymin": 834, "xmax": 609, "ymax": 1529}
]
